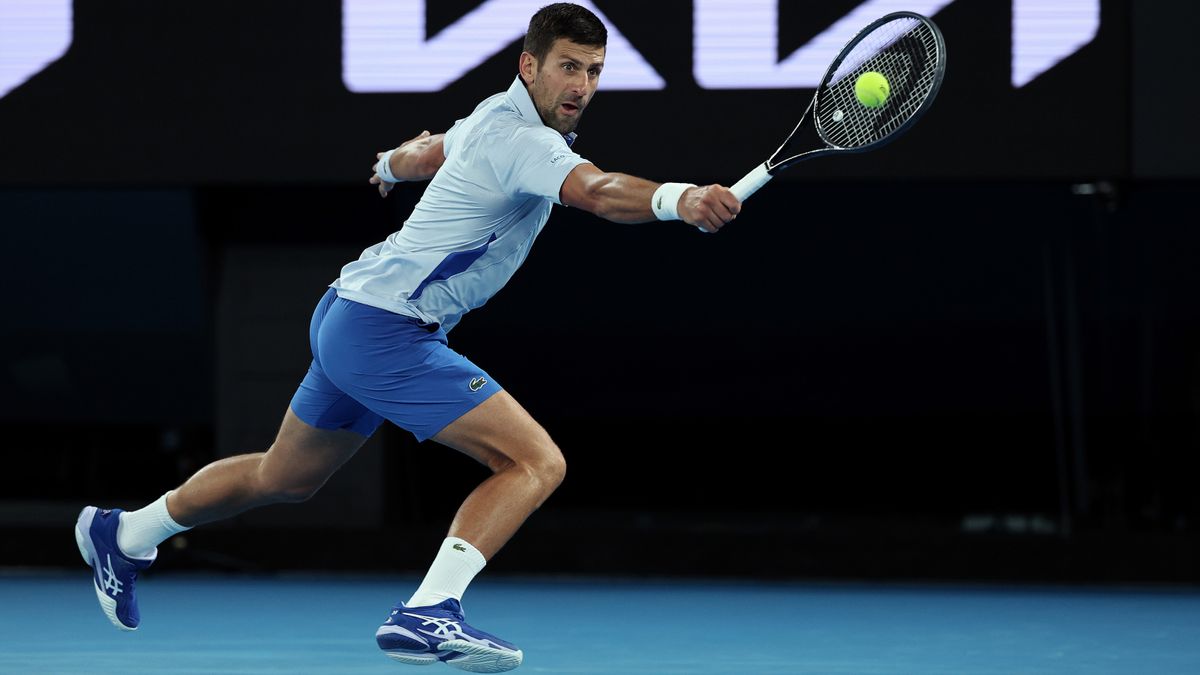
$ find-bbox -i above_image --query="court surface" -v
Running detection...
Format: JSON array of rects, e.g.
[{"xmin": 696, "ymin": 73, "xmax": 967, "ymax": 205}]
[{"xmin": 7, "ymin": 572, "xmax": 1200, "ymax": 673}]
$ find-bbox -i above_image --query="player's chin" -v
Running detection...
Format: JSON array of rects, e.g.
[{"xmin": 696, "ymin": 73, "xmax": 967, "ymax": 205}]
[{"xmin": 554, "ymin": 115, "xmax": 580, "ymax": 135}]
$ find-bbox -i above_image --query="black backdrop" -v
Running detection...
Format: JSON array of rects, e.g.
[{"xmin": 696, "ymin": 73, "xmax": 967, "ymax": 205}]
[{"xmin": 2, "ymin": 0, "xmax": 1198, "ymax": 582}]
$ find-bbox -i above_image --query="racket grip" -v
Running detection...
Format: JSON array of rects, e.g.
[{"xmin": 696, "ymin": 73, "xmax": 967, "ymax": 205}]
[{"xmin": 730, "ymin": 163, "xmax": 773, "ymax": 202}]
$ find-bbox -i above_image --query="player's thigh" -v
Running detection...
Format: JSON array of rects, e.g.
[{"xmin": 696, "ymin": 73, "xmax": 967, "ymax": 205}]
[
  {"xmin": 257, "ymin": 406, "xmax": 370, "ymax": 493},
  {"xmin": 432, "ymin": 390, "xmax": 562, "ymax": 474}
]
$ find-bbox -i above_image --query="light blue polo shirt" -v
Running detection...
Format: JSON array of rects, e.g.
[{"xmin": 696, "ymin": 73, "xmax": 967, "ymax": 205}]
[{"xmin": 331, "ymin": 76, "xmax": 592, "ymax": 332}]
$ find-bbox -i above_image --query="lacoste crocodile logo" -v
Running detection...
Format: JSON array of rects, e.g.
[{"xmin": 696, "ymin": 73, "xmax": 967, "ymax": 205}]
[{"xmin": 469, "ymin": 377, "xmax": 486, "ymax": 392}]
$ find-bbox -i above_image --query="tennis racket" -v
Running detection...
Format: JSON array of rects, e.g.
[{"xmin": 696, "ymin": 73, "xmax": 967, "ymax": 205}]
[{"xmin": 730, "ymin": 11, "xmax": 947, "ymax": 202}]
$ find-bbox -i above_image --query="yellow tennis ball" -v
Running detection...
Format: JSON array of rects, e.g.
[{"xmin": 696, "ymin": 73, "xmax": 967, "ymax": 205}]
[{"xmin": 855, "ymin": 71, "xmax": 890, "ymax": 108}]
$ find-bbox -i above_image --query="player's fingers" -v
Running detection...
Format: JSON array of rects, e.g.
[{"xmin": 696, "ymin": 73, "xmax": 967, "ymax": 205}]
[
  {"xmin": 704, "ymin": 186, "xmax": 739, "ymax": 216},
  {"xmin": 696, "ymin": 192, "xmax": 734, "ymax": 224},
  {"xmin": 719, "ymin": 188, "xmax": 741, "ymax": 216},
  {"xmin": 709, "ymin": 199, "xmax": 735, "ymax": 223}
]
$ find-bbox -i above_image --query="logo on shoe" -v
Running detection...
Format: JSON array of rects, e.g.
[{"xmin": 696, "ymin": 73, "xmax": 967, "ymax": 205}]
[
  {"xmin": 406, "ymin": 613, "xmax": 465, "ymax": 641},
  {"xmin": 469, "ymin": 377, "xmax": 486, "ymax": 392},
  {"xmin": 102, "ymin": 554, "xmax": 124, "ymax": 596}
]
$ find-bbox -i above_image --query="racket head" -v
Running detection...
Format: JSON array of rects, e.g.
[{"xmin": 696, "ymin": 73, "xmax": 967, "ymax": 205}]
[{"xmin": 770, "ymin": 12, "xmax": 946, "ymax": 172}]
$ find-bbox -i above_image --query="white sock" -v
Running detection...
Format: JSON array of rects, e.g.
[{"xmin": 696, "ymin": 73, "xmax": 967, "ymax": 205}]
[
  {"xmin": 406, "ymin": 537, "xmax": 487, "ymax": 608},
  {"xmin": 116, "ymin": 492, "xmax": 191, "ymax": 559}
]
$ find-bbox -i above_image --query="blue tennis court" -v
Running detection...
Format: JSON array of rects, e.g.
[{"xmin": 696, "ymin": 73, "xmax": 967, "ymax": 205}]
[{"xmin": 10, "ymin": 572, "xmax": 1199, "ymax": 673}]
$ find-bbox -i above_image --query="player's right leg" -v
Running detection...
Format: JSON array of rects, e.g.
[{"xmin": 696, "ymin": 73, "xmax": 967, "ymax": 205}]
[
  {"xmin": 375, "ymin": 391, "xmax": 561, "ymax": 672},
  {"xmin": 297, "ymin": 294, "xmax": 546, "ymax": 671}
]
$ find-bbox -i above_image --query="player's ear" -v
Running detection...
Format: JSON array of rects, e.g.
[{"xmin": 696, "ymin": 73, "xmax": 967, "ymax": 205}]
[{"xmin": 518, "ymin": 52, "xmax": 537, "ymax": 85}]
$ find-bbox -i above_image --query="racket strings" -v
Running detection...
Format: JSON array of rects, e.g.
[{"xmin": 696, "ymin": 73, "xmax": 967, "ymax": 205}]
[{"xmin": 816, "ymin": 20, "xmax": 942, "ymax": 149}]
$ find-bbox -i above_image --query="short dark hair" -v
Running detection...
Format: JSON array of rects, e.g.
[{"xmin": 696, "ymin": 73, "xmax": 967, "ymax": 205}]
[{"xmin": 523, "ymin": 3, "xmax": 607, "ymax": 63}]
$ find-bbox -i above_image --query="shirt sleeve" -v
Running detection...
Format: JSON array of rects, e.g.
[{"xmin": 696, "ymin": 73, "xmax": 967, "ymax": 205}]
[
  {"xmin": 442, "ymin": 118, "xmax": 466, "ymax": 157},
  {"xmin": 490, "ymin": 126, "xmax": 590, "ymax": 204}
]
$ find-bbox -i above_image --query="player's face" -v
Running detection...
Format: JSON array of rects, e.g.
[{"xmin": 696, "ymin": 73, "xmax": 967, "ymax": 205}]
[{"xmin": 522, "ymin": 39, "xmax": 604, "ymax": 135}]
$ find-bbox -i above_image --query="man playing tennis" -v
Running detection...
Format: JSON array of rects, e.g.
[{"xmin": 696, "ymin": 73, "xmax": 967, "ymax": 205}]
[{"xmin": 75, "ymin": 3, "xmax": 739, "ymax": 671}]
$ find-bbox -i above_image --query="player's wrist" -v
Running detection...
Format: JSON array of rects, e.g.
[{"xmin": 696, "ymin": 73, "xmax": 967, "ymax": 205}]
[
  {"xmin": 375, "ymin": 148, "xmax": 402, "ymax": 183},
  {"xmin": 651, "ymin": 182, "xmax": 695, "ymax": 221}
]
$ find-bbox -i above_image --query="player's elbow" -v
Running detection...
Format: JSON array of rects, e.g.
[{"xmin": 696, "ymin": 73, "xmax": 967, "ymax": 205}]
[
  {"xmin": 417, "ymin": 152, "xmax": 445, "ymax": 179},
  {"xmin": 587, "ymin": 197, "xmax": 619, "ymax": 222},
  {"xmin": 571, "ymin": 173, "xmax": 620, "ymax": 220},
  {"xmin": 414, "ymin": 137, "xmax": 446, "ymax": 179}
]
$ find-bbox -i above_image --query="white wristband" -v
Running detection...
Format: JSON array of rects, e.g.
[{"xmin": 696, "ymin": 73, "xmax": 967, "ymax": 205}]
[
  {"xmin": 375, "ymin": 148, "xmax": 400, "ymax": 183},
  {"xmin": 651, "ymin": 182, "xmax": 695, "ymax": 221}
]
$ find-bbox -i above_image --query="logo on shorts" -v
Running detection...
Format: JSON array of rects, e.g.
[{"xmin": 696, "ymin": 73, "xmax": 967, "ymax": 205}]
[{"xmin": 469, "ymin": 377, "xmax": 487, "ymax": 392}]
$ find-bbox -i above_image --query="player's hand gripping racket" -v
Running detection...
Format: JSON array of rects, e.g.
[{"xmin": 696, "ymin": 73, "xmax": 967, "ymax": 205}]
[{"xmin": 730, "ymin": 11, "xmax": 947, "ymax": 202}]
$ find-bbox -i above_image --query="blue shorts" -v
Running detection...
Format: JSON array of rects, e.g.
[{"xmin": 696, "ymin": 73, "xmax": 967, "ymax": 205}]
[{"xmin": 289, "ymin": 288, "xmax": 502, "ymax": 442}]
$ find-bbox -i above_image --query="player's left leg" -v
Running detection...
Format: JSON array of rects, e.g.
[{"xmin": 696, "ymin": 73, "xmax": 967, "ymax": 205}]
[
  {"xmin": 74, "ymin": 409, "xmax": 371, "ymax": 631},
  {"xmin": 76, "ymin": 287, "xmax": 380, "ymax": 632}
]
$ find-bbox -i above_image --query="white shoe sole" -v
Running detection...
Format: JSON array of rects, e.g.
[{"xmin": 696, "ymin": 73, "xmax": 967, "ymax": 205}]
[
  {"xmin": 439, "ymin": 640, "xmax": 523, "ymax": 673},
  {"xmin": 382, "ymin": 650, "xmax": 441, "ymax": 666}
]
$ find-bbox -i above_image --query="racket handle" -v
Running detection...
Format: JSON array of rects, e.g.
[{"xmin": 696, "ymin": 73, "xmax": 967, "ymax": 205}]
[{"xmin": 730, "ymin": 162, "xmax": 773, "ymax": 202}]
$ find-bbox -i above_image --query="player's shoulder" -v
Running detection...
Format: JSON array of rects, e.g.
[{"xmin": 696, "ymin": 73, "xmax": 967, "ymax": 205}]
[
  {"xmin": 467, "ymin": 114, "xmax": 558, "ymax": 158},
  {"xmin": 451, "ymin": 88, "xmax": 569, "ymax": 159},
  {"xmin": 489, "ymin": 115, "xmax": 567, "ymax": 147},
  {"xmin": 471, "ymin": 90, "xmax": 507, "ymax": 115}
]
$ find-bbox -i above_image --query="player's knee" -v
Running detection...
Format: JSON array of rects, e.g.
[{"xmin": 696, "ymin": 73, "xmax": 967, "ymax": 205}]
[
  {"xmin": 253, "ymin": 455, "xmax": 323, "ymax": 503},
  {"xmin": 271, "ymin": 482, "xmax": 322, "ymax": 503},
  {"xmin": 485, "ymin": 436, "xmax": 565, "ymax": 491},
  {"xmin": 547, "ymin": 452, "xmax": 567, "ymax": 489},
  {"xmin": 258, "ymin": 475, "xmax": 322, "ymax": 503},
  {"xmin": 529, "ymin": 444, "xmax": 567, "ymax": 491}
]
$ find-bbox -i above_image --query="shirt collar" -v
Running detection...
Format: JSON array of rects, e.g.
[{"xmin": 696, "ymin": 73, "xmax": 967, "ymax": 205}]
[{"xmin": 506, "ymin": 76, "xmax": 578, "ymax": 147}]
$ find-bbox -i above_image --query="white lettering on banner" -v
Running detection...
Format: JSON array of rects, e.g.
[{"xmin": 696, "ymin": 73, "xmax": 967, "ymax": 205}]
[
  {"xmin": 0, "ymin": 0, "xmax": 1106, "ymax": 101},
  {"xmin": 342, "ymin": 0, "xmax": 664, "ymax": 93},
  {"xmin": 694, "ymin": 0, "xmax": 1100, "ymax": 90},
  {"xmin": 694, "ymin": 0, "xmax": 954, "ymax": 88},
  {"xmin": 0, "ymin": 0, "xmax": 72, "ymax": 99},
  {"xmin": 344, "ymin": 0, "xmax": 1101, "ymax": 94},
  {"xmin": 1013, "ymin": 0, "xmax": 1099, "ymax": 87}
]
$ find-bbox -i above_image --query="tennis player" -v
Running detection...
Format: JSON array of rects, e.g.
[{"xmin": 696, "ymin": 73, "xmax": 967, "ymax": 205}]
[{"xmin": 75, "ymin": 3, "xmax": 739, "ymax": 671}]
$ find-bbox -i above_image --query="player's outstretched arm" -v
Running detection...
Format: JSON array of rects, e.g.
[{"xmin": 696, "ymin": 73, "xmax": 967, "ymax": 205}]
[
  {"xmin": 370, "ymin": 130, "xmax": 447, "ymax": 198},
  {"xmin": 560, "ymin": 163, "xmax": 740, "ymax": 232}
]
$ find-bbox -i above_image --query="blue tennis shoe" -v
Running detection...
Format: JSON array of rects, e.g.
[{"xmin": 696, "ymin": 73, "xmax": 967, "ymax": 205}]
[
  {"xmin": 74, "ymin": 506, "xmax": 155, "ymax": 631},
  {"xmin": 376, "ymin": 598, "xmax": 523, "ymax": 672}
]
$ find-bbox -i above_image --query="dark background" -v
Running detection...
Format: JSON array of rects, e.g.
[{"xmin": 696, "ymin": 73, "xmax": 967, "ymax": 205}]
[{"xmin": 2, "ymin": 1, "xmax": 1198, "ymax": 584}]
